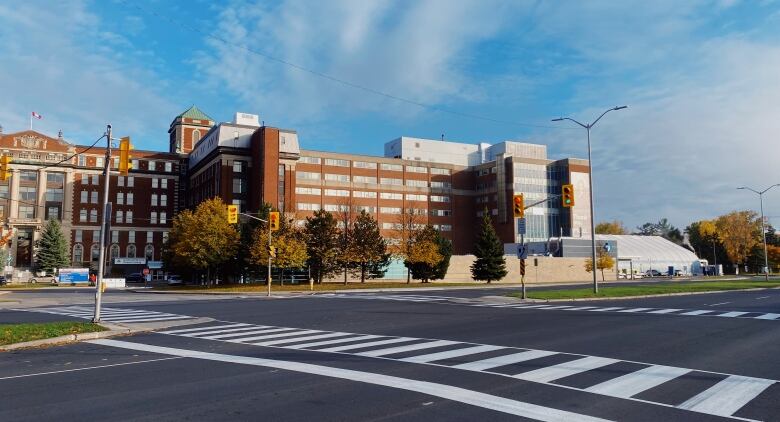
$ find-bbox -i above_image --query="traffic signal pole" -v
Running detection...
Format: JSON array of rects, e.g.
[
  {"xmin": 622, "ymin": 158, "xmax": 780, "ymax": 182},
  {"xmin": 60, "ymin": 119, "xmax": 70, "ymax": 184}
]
[
  {"xmin": 93, "ymin": 125, "xmax": 112, "ymax": 323},
  {"xmin": 238, "ymin": 212, "xmax": 273, "ymax": 297}
]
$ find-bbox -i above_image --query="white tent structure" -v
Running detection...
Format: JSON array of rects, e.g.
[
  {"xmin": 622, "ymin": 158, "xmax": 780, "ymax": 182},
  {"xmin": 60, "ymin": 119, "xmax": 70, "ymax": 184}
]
[{"xmin": 595, "ymin": 235, "xmax": 703, "ymax": 276}]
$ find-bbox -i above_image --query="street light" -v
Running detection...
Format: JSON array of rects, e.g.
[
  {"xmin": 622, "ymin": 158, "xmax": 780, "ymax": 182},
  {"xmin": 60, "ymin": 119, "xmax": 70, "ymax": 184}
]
[
  {"xmin": 737, "ymin": 184, "xmax": 780, "ymax": 281},
  {"xmin": 552, "ymin": 106, "xmax": 627, "ymax": 294}
]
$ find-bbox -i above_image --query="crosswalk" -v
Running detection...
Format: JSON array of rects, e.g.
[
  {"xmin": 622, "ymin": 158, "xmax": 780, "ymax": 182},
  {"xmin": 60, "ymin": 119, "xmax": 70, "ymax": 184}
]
[
  {"xmin": 16, "ymin": 305, "xmax": 196, "ymax": 323},
  {"xmin": 319, "ymin": 293, "xmax": 780, "ymax": 322},
  {"xmin": 160, "ymin": 321, "xmax": 776, "ymax": 420}
]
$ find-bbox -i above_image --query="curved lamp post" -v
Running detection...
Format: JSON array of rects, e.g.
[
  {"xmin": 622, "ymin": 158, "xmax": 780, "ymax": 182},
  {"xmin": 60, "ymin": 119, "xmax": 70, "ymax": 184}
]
[
  {"xmin": 737, "ymin": 184, "xmax": 780, "ymax": 281},
  {"xmin": 552, "ymin": 106, "xmax": 627, "ymax": 293}
]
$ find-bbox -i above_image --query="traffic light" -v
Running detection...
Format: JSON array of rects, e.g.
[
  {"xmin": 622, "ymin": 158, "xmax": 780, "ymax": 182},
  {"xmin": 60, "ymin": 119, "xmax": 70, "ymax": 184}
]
[
  {"xmin": 512, "ymin": 194, "xmax": 524, "ymax": 218},
  {"xmin": 268, "ymin": 245, "xmax": 277, "ymax": 258},
  {"xmin": 0, "ymin": 155, "xmax": 11, "ymax": 181},
  {"xmin": 226, "ymin": 205, "xmax": 238, "ymax": 224},
  {"xmin": 118, "ymin": 137, "xmax": 132, "ymax": 175},
  {"xmin": 562, "ymin": 184, "xmax": 575, "ymax": 208},
  {"xmin": 269, "ymin": 211, "xmax": 280, "ymax": 231}
]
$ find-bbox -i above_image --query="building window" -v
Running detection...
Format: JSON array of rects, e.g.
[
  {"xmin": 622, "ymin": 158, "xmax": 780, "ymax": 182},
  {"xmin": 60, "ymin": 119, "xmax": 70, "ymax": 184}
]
[
  {"xmin": 128, "ymin": 230, "xmax": 135, "ymax": 244},
  {"xmin": 324, "ymin": 158, "xmax": 350, "ymax": 167},
  {"xmin": 89, "ymin": 209, "xmax": 98, "ymax": 222},
  {"xmin": 144, "ymin": 245, "xmax": 154, "ymax": 261},
  {"xmin": 162, "ymin": 232, "xmax": 169, "ymax": 243},
  {"xmin": 353, "ymin": 161, "xmax": 377, "ymax": 169},
  {"xmin": 19, "ymin": 206, "xmax": 34, "ymax": 219},
  {"xmin": 111, "ymin": 230, "xmax": 119, "ymax": 244},
  {"xmin": 406, "ymin": 179, "xmax": 427, "ymax": 188},
  {"xmin": 75, "ymin": 230, "xmax": 83, "ymax": 243},
  {"xmin": 46, "ymin": 206, "xmax": 60, "ymax": 220},
  {"xmin": 81, "ymin": 173, "xmax": 88, "ymax": 185},
  {"xmin": 353, "ymin": 176, "xmax": 377, "ymax": 184},
  {"xmin": 90, "ymin": 244, "xmax": 100, "ymax": 262},
  {"xmin": 353, "ymin": 191, "xmax": 377, "ymax": 198},
  {"xmin": 96, "ymin": 157, "xmax": 104, "ymax": 168},
  {"xmin": 324, "ymin": 189, "xmax": 349, "ymax": 197},
  {"xmin": 150, "ymin": 212, "xmax": 157, "ymax": 224},
  {"xmin": 116, "ymin": 192, "xmax": 124, "ymax": 205},
  {"xmin": 380, "ymin": 163, "xmax": 403, "ymax": 171},
  {"xmin": 406, "ymin": 165, "xmax": 427, "ymax": 174},
  {"xmin": 73, "ymin": 244, "xmax": 83, "ymax": 263},
  {"xmin": 324, "ymin": 174, "xmax": 350, "ymax": 182},
  {"xmin": 116, "ymin": 210, "xmax": 123, "ymax": 224},
  {"xmin": 405, "ymin": 194, "xmax": 427, "ymax": 201},
  {"xmin": 380, "ymin": 178, "xmax": 402, "ymax": 186},
  {"xmin": 46, "ymin": 187, "xmax": 63, "ymax": 202},
  {"xmin": 299, "ymin": 156, "xmax": 321, "ymax": 164},
  {"xmin": 231, "ymin": 199, "xmax": 246, "ymax": 213},
  {"xmin": 165, "ymin": 162, "xmax": 172, "ymax": 172},
  {"xmin": 112, "ymin": 157, "xmax": 119, "ymax": 169},
  {"xmin": 233, "ymin": 161, "xmax": 245, "ymax": 173},
  {"xmin": 431, "ymin": 195, "xmax": 451, "ymax": 203},
  {"xmin": 379, "ymin": 207, "xmax": 402, "ymax": 215},
  {"xmin": 192, "ymin": 130, "xmax": 201, "ymax": 143},
  {"xmin": 380, "ymin": 192, "xmax": 403, "ymax": 200},
  {"xmin": 127, "ymin": 177, "xmax": 134, "ymax": 187},
  {"xmin": 430, "ymin": 168, "xmax": 451, "ymax": 175},
  {"xmin": 91, "ymin": 174, "xmax": 98, "ymax": 185},
  {"xmin": 131, "ymin": 159, "xmax": 139, "ymax": 170},
  {"xmin": 146, "ymin": 231, "xmax": 153, "ymax": 244},
  {"xmin": 430, "ymin": 181, "xmax": 451, "ymax": 189},
  {"xmin": 110, "ymin": 244, "xmax": 120, "ymax": 259},
  {"xmin": 80, "ymin": 191, "xmax": 88, "ymax": 204},
  {"xmin": 126, "ymin": 211, "xmax": 133, "ymax": 223},
  {"xmin": 430, "ymin": 209, "xmax": 452, "ymax": 217},
  {"xmin": 232, "ymin": 178, "xmax": 246, "ymax": 194},
  {"xmin": 19, "ymin": 186, "xmax": 36, "ymax": 201},
  {"xmin": 296, "ymin": 203, "xmax": 321, "ymax": 211},
  {"xmin": 127, "ymin": 193, "xmax": 134, "ymax": 205},
  {"xmin": 160, "ymin": 212, "xmax": 167, "ymax": 224},
  {"xmin": 151, "ymin": 194, "xmax": 158, "ymax": 207},
  {"xmin": 161, "ymin": 179, "xmax": 168, "ymax": 189},
  {"xmin": 296, "ymin": 171, "xmax": 320, "ymax": 180},
  {"xmin": 152, "ymin": 178, "xmax": 158, "ymax": 189},
  {"xmin": 295, "ymin": 187, "xmax": 321, "ymax": 195},
  {"xmin": 118, "ymin": 176, "xmax": 124, "ymax": 187},
  {"xmin": 80, "ymin": 209, "xmax": 87, "ymax": 222},
  {"xmin": 126, "ymin": 244, "xmax": 136, "ymax": 258},
  {"xmin": 78, "ymin": 155, "xmax": 86, "ymax": 166},
  {"xmin": 91, "ymin": 191, "xmax": 98, "ymax": 204},
  {"xmin": 148, "ymin": 161, "xmax": 156, "ymax": 171},
  {"xmin": 160, "ymin": 194, "xmax": 167, "ymax": 207}
]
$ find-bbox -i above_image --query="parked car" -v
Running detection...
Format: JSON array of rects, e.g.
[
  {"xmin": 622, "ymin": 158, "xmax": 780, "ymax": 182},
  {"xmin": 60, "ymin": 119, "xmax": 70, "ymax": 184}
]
[
  {"xmin": 29, "ymin": 274, "xmax": 58, "ymax": 285},
  {"xmin": 125, "ymin": 273, "xmax": 143, "ymax": 283},
  {"xmin": 0, "ymin": 275, "xmax": 7, "ymax": 286},
  {"xmin": 166, "ymin": 275, "xmax": 184, "ymax": 286},
  {"xmin": 645, "ymin": 270, "xmax": 663, "ymax": 277}
]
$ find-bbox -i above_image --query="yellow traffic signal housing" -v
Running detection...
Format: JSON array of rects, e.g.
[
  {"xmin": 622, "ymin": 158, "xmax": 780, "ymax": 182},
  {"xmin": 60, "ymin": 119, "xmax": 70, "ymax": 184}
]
[
  {"xmin": 269, "ymin": 211, "xmax": 280, "ymax": 231},
  {"xmin": 118, "ymin": 137, "xmax": 133, "ymax": 175},
  {"xmin": 227, "ymin": 205, "xmax": 238, "ymax": 224},
  {"xmin": 0, "ymin": 155, "xmax": 11, "ymax": 182},
  {"xmin": 562, "ymin": 184, "xmax": 575, "ymax": 208},
  {"xmin": 512, "ymin": 194, "xmax": 524, "ymax": 218}
]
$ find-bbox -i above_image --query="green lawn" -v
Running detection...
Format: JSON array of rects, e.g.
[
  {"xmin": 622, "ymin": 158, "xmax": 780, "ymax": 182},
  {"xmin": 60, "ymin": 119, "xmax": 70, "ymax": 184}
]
[
  {"xmin": 510, "ymin": 280, "xmax": 780, "ymax": 300},
  {"xmin": 156, "ymin": 281, "xmax": 484, "ymax": 293},
  {"xmin": 0, "ymin": 321, "xmax": 106, "ymax": 346},
  {"xmin": 0, "ymin": 284, "xmax": 54, "ymax": 290}
]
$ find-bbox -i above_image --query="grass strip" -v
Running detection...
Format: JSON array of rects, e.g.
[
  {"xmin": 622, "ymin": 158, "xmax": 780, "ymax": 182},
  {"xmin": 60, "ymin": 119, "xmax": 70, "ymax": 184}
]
[
  {"xmin": 0, "ymin": 321, "xmax": 106, "ymax": 346},
  {"xmin": 155, "ymin": 281, "xmax": 483, "ymax": 293},
  {"xmin": 510, "ymin": 280, "xmax": 780, "ymax": 300}
]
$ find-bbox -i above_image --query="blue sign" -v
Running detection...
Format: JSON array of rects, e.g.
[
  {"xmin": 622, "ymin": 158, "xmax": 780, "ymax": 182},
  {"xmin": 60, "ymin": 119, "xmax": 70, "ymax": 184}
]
[
  {"xmin": 517, "ymin": 244, "xmax": 528, "ymax": 259},
  {"xmin": 603, "ymin": 242, "xmax": 612, "ymax": 253},
  {"xmin": 518, "ymin": 218, "xmax": 526, "ymax": 235},
  {"xmin": 59, "ymin": 268, "xmax": 89, "ymax": 284}
]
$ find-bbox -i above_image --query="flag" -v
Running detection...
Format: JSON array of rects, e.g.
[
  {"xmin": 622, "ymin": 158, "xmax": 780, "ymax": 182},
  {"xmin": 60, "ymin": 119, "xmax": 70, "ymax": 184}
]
[{"xmin": 31, "ymin": 111, "xmax": 42, "ymax": 120}]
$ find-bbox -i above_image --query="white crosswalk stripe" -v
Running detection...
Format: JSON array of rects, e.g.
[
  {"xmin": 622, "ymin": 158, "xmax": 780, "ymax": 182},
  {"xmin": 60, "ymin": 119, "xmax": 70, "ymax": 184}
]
[
  {"xmin": 160, "ymin": 320, "xmax": 778, "ymax": 419},
  {"xmin": 317, "ymin": 293, "xmax": 780, "ymax": 322},
  {"xmin": 16, "ymin": 305, "xmax": 196, "ymax": 323}
]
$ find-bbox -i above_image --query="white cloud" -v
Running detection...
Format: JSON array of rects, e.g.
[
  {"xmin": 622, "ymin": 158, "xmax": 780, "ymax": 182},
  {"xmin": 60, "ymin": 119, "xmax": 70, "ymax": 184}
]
[{"xmin": 0, "ymin": 1, "xmax": 176, "ymax": 147}]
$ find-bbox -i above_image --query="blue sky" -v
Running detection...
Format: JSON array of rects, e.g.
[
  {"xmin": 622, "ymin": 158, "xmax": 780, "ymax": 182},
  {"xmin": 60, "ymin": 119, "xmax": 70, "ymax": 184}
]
[{"xmin": 1, "ymin": 0, "xmax": 780, "ymax": 230}]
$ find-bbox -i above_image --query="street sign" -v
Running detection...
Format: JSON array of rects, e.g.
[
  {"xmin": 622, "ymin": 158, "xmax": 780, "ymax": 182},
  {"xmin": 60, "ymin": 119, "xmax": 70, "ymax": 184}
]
[
  {"xmin": 142, "ymin": 268, "xmax": 150, "ymax": 276},
  {"xmin": 603, "ymin": 242, "xmax": 612, "ymax": 253},
  {"xmin": 517, "ymin": 244, "xmax": 528, "ymax": 259},
  {"xmin": 518, "ymin": 217, "xmax": 526, "ymax": 235}
]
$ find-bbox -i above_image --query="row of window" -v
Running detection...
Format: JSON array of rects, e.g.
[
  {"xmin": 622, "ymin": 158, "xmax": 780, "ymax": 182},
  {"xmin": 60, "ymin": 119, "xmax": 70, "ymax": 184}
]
[
  {"xmin": 77, "ymin": 156, "xmax": 174, "ymax": 172},
  {"xmin": 379, "ymin": 223, "xmax": 453, "ymax": 231},
  {"xmin": 77, "ymin": 209, "xmax": 168, "ymax": 224},
  {"xmin": 296, "ymin": 173, "xmax": 451, "ymax": 188},
  {"xmin": 294, "ymin": 187, "xmax": 451, "ymax": 202},
  {"xmin": 74, "ymin": 229, "xmax": 167, "ymax": 244},
  {"xmin": 79, "ymin": 174, "xmax": 173, "ymax": 189},
  {"xmin": 298, "ymin": 157, "xmax": 451, "ymax": 175},
  {"xmin": 72, "ymin": 243, "xmax": 156, "ymax": 263}
]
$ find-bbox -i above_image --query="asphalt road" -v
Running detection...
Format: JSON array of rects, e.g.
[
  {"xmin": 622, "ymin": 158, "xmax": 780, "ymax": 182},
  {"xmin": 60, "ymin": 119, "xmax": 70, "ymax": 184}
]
[{"xmin": 2, "ymin": 287, "xmax": 780, "ymax": 421}]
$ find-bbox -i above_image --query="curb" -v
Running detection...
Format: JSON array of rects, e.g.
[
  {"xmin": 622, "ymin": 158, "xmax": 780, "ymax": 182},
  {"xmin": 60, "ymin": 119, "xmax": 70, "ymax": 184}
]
[
  {"xmin": 503, "ymin": 286, "xmax": 780, "ymax": 303},
  {"xmin": 0, "ymin": 323, "xmax": 150, "ymax": 352}
]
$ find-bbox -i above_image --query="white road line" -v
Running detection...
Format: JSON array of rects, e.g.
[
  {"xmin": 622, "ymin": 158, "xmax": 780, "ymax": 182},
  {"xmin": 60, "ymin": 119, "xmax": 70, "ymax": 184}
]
[
  {"xmin": 756, "ymin": 296, "xmax": 770, "ymax": 300},
  {"xmin": 175, "ymin": 326, "xmax": 272, "ymax": 338},
  {"xmin": 678, "ymin": 375, "xmax": 775, "ymax": 417},
  {"xmin": 754, "ymin": 313, "xmax": 780, "ymax": 320},
  {"xmin": 708, "ymin": 302, "xmax": 731, "ymax": 307},
  {"xmin": 0, "ymin": 357, "xmax": 182, "ymax": 381},
  {"xmin": 357, "ymin": 340, "xmax": 459, "ymax": 357},
  {"xmin": 680, "ymin": 310, "xmax": 713, "ymax": 316},
  {"xmin": 110, "ymin": 316, "xmax": 192, "ymax": 323},
  {"xmin": 717, "ymin": 312, "xmax": 750, "ymax": 318},
  {"xmin": 648, "ymin": 309, "xmax": 682, "ymax": 314},
  {"xmin": 317, "ymin": 337, "xmax": 419, "ymax": 353},
  {"xmin": 233, "ymin": 330, "xmax": 322, "ymax": 343},
  {"xmin": 252, "ymin": 332, "xmax": 353, "ymax": 347},
  {"xmin": 197, "ymin": 327, "xmax": 293, "ymax": 339},
  {"xmin": 584, "ymin": 365, "xmax": 690, "ymax": 398},
  {"xmin": 514, "ymin": 356, "xmax": 620, "ymax": 383},
  {"xmin": 286, "ymin": 335, "xmax": 383, "ymax": 350},
  {"xmin": 103, "ymin": 314, "xmax": 179, "ymax": 321},
  {"xmin": 588, "ymin": 307, "xmax": 623, "ymax": 312},
  {"xmin": 618, "ymin": 308, "xmax": 653, "ymax": 313},
  {"xmin": 540, "ymin": 306, "xmax": 574, "ymax": 310},
  {"xmin": 89, "ymin": 339, "xmax": 612, "ymax": 422},
  {"xmin": 563, "ymin": 307, "xmax": 598, "ymax": 311},
  {"xmin": 452, "ymin": 350, "xmax": 558, "ymax": 372},
  {"xmin": 517, "ymin": 305, "xmax": 554, "ymax": 309},
  {"xmin": 400, "ymin": 344, "xmax": 505, "ymax": 364},
  {"xmin": 160, "ymin": 323, "xmax": 250, "ymax": 334}
]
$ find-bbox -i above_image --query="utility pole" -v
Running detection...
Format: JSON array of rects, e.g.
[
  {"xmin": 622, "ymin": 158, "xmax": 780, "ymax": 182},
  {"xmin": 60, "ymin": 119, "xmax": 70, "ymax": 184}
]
[
  {"xmin": 93, "ymin": 125, "xmax": 112, "ymax": 323},
  {"xmin": 738, "ymin": 184, "xmax": 779, "ymax": 281}
]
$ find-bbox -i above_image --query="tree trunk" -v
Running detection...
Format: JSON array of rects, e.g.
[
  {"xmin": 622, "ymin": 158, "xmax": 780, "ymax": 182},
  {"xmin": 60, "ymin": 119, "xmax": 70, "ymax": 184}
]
[
  {"xmin": 343, "ymin": 267, "xmax": 347, "ymax": 285},
  {"xmin": 407, "ymin": 268, "xmax": 411, "ymax": 284},
  {"xmin": 361, "ymin": 264, "xmax": 366, "ymax": 283},
  {"xmin": 206, "ymin": 266, "xmax": 211, "ymax": 288}
]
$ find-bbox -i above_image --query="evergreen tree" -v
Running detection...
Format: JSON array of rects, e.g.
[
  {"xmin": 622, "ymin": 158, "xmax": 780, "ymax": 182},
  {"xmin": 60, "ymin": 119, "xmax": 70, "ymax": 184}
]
[
  {"xmin": 304, "ymin": 209, "xmax": 341, "ymax": 283},
  {"xmin": 35, "ymin": 219, "xmax": 69, "ymax": 274},
  {"xmin": 349, "ymin": 210, "xmax": 390, "ymax": 282},
  {"xmin": 471, "ymin": 212, "xmax": 507, "ymax": 283}
]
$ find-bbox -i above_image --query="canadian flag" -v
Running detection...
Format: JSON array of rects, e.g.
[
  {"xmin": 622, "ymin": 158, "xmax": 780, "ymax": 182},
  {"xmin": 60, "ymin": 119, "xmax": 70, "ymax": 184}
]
[{"xmin": 31, "ymin": 111, "xmax": 42, "ymax": 120}]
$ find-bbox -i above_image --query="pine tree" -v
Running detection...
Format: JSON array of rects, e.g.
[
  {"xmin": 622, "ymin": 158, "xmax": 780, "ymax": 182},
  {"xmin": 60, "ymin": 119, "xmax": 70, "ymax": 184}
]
[
  {"xmin": 35, "ymin": 219, "xmax": 69, "ymax": 274},
  {"xmin": 470, "ymin": 211, "xmax": 507, "ymax": 283},
  {"xmin": 304, "ymin": 209, "xmax": 341, "ymax": 283},
  {"xmin": 349, "ymin": 210, "xmax": 390, "ymax": 282}
]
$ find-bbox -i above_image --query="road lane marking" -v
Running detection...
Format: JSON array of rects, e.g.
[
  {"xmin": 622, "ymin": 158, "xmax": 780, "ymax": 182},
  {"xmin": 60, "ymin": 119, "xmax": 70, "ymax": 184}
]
[
  {"xmin": 648, "ymin": 309, "xmax": 682, "ymax": 314},
  {"xmin": 252, "ymin": 332, "xmax": 353, "ymax": 347},
  {"xmin": 173, "ymin": 326, "xmax": 273, "ymax": 337},
  {"xmin": 15, "ymin": 306, "xmax": 197, "ymax": 324},
  {"xmin": 717, "ymin": 312, "xmax": 750, "ymax": 318},
  {"xmin": 0, "ymin": 357, "xmax": 182, "ymax": 381},
  {"xmin": 618, "ymin": 308, "xmax": 653, "ymax": 313},
  {"xmin": 756, "ymin": 296, "xmax": 770, "ymax": 300},
  {"xmin": 563, "ymin": 307, "xmax": 598, "ymax": 311},
  {"xmin": 232, "ymin": 330, "xmax": 322, "ymax": 343},
  {"xmin": 199, "ymin": 327, "xmax": 294, "ymax": 340},
  {"xmin": 588, "ymin": 307, "xmax": 624, "ymax": 312},
  {"xmin": 680, "ymin": 310, "xmax": 712, "ymax": 316},
  {"xmin": 357, "ymin": 340, "xmax": 459, "ymax": 357},
  {"xmin": 160, "ymin": 323, "xmax": 250, "ymax": 334},
  {"xmin": 317, "ymin": 337, "xmax": 419, "ymax": 353},
  {"xmin": 400, "ymin": 344, "xmax": 505, "ymax": 364},
  {"xmin": 678, "ymin": 375, "xmax": 775, "ymax": 417},
  {"xmin": 708, "ymin": 302, "xmax": 731, "ymax": 307},
  {"xmin": 584, "ymin": 365, "xmax": 690, "ymax": 398},
  {"xmin": 754, "ymin": 313, "xmax": 780, "ymax": 320},
  {"xmin": 514, "ymin": 356, "xmax": 620, "ymax": 383},
  {"xmin": 89, "ymin": 339, "xmax": 612, "ymax": 422},
  {"xmin": 286, "ymin": 335, "xmax": 383, "ymax": 349},
  {"xmin": 451, "ymin": 350, "xmax": 558, "ymax": 372}
]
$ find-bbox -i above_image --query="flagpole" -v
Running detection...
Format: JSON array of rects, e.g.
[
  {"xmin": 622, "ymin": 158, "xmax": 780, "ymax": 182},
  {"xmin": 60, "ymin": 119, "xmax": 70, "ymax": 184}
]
[{"xmin": 30, "ymin": 113, "xmax": 32, "ymax": 130}]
